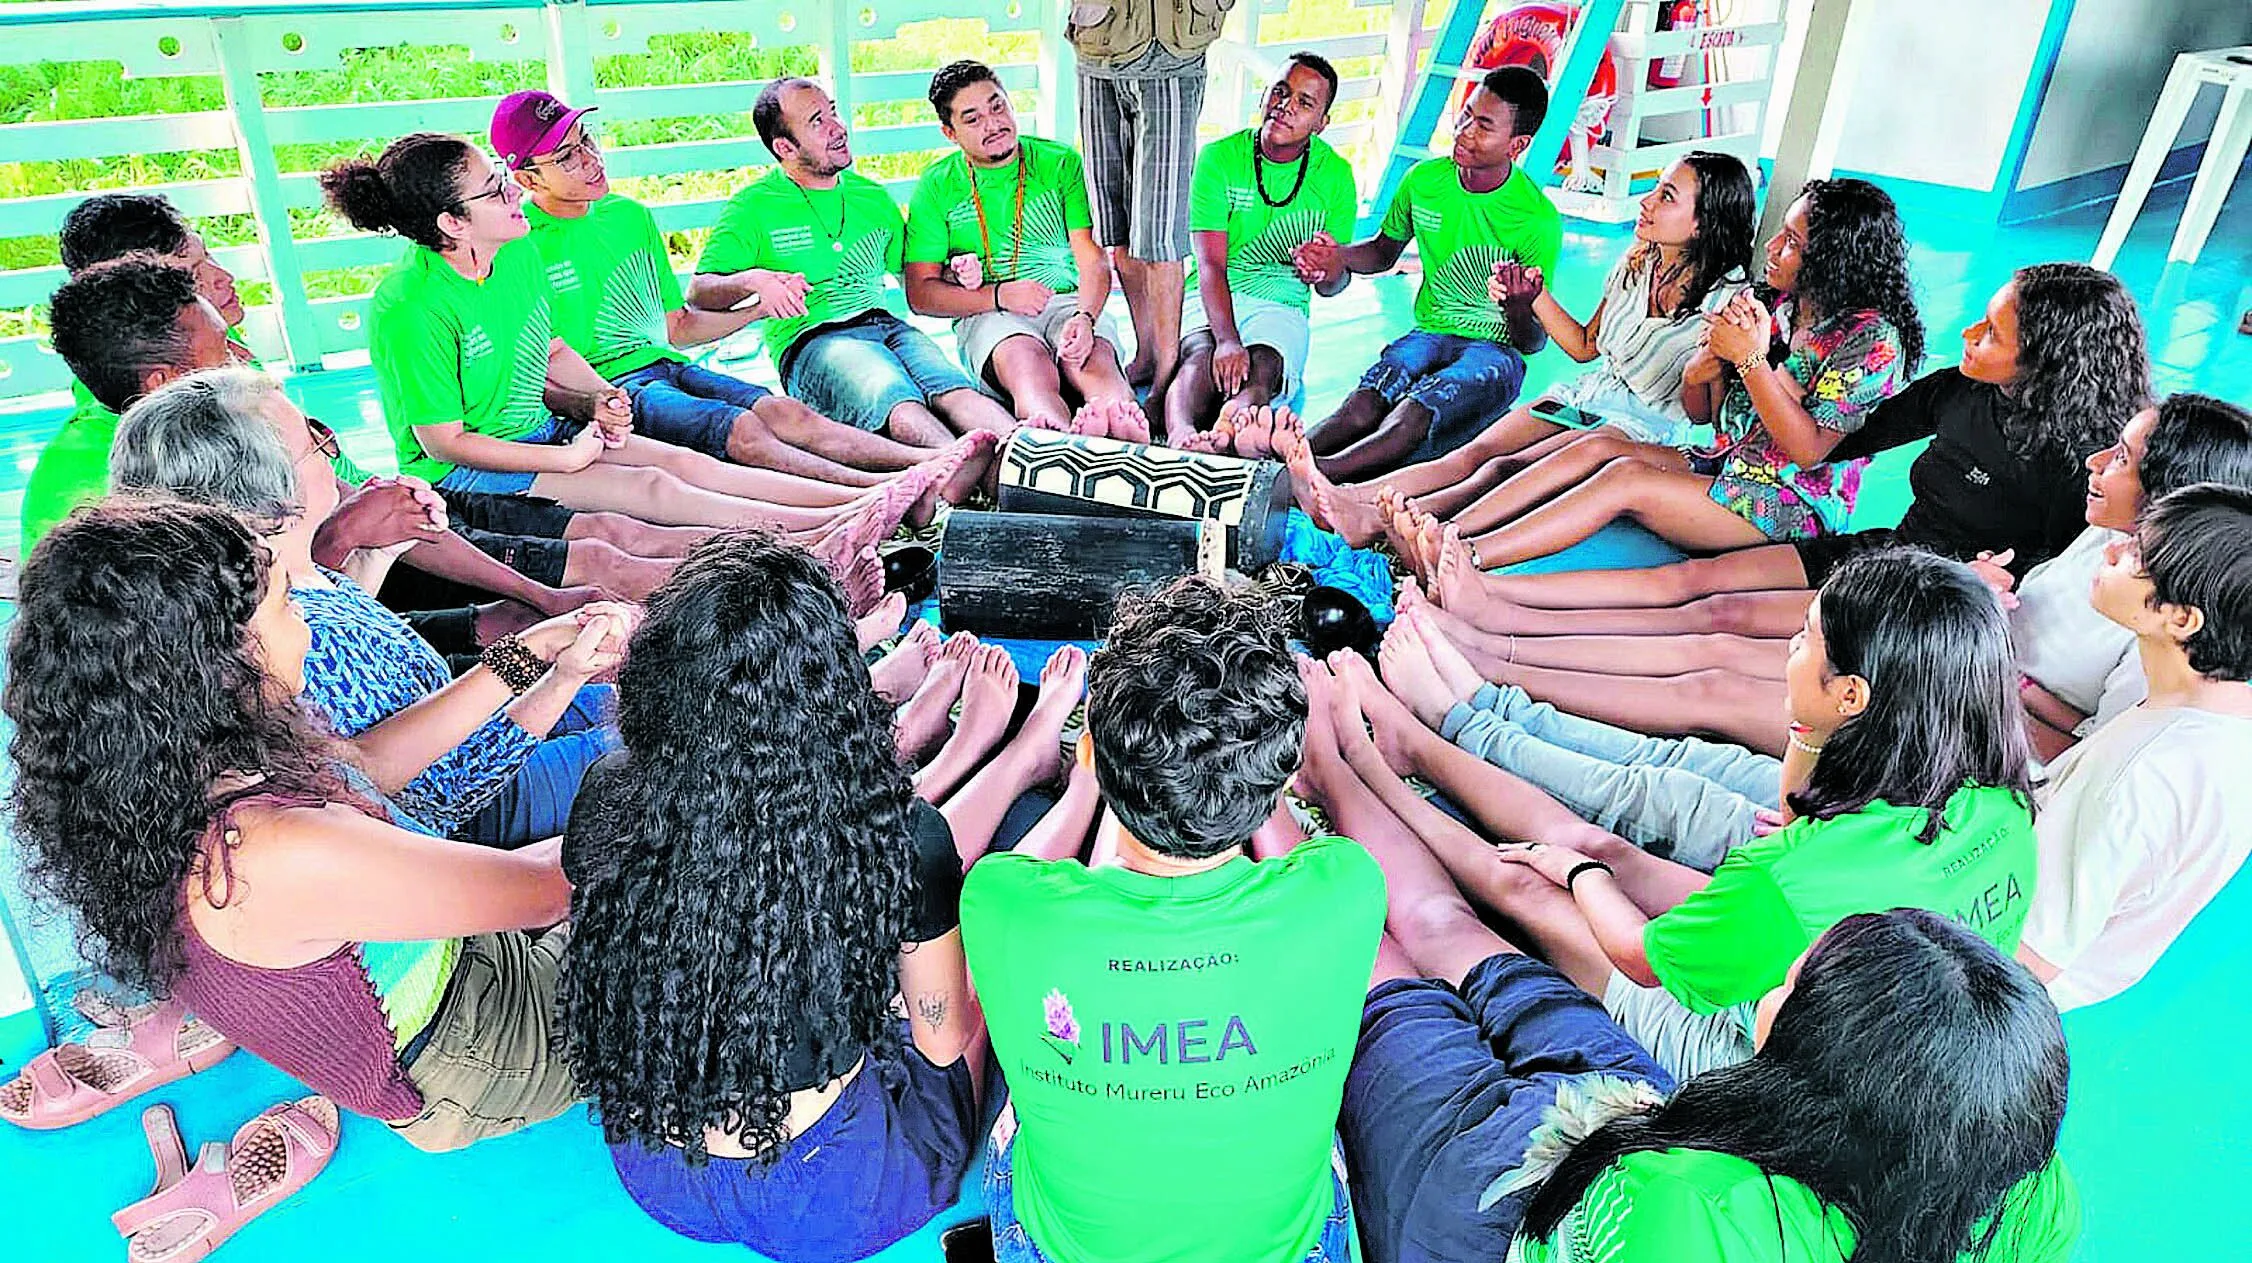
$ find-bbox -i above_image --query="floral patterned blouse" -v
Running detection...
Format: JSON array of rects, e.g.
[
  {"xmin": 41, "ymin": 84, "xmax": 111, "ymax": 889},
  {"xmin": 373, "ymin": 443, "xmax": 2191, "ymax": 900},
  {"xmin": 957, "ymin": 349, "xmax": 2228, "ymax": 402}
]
[{"xmin": 1704, "ymin": 302, "xmax": 1906, "ymax": 539}]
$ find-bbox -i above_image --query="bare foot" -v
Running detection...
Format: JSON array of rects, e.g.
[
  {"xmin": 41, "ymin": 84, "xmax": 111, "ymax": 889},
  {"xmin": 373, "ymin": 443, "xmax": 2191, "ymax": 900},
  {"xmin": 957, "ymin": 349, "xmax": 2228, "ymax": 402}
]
[
  {"xmin": 954, "ymin": 644, "xmax": 1022, "ymax": 760},
  {"xmin": 1279, "ymin": 425, "xmax": 1388, "ymax": 547},
  {"xmin": 1097, "ymin": 397, "xmax": 1151, "ymax": 446},
  {"xmin": 1068, "ymin": 402, "xmax": 1111, "ymax": 437},
  {"xmin": 1378, "ymin": 613, "xmax": 1464, "ymax": 728},
  {"xmin": 1408, "ymin": 605, "xmax": 1493, "ymax": 702},
  {"xmin": 817, "ymin": 487, "xmax": 918, "ymax": 588},
  {"xmin": 868, "ymin": 619, "xmax": 939, "ymax": 702},
  {"xmin": 1327, "ymin": 648, "xmax": 1420, "ymax": 779},
  {"xmin": 1378, "ymin": 489, "xmax": 1422, "ymax": 572},
  {"xmin": 830, "ymin": 545, "xmax": 885, "ymax": 618},
  {"xmin": 855, "ymin": 589, "xmax": 908, "ymax": 651},
  {"xmin": 1230, "ymin": 405, "xmax": 1279, "ymax": 460},
  {"xmin": 1010, "ymin": 644, "xmax": 1090, "ymax": 787},
  {"xmin": 1178, "ymin": 429, "xmax": 1232, "ymax": 455},
  {"xmin": 896, "ymin": 632, "xmax": 977, "ymax": 763},
  {"xmin": 1431, "ymin": 523, "xmax": 1487, "ymax": 611},
  {"xmin": 929, "ymin": 431, "xmax": 998, "ymax": 506}
]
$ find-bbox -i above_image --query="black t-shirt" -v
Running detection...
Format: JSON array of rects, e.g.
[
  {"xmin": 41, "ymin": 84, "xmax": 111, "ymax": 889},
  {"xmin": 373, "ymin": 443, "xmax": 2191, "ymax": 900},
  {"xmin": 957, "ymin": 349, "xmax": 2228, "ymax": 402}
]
[
  {"xmin": 563, "ymin": 750, "xmax": 963, "ymax": 1091},
  {"xmin": 1826, "ymin": 369, "xmax": 2087, "ymax": 577}
]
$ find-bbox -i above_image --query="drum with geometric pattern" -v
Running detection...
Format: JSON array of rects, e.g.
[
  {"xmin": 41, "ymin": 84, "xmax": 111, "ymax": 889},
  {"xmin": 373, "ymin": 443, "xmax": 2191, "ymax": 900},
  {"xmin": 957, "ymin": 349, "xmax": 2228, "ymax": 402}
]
[{"xmin": 995, "ymin": 428, "xmax": 1295, "ymax": 569}]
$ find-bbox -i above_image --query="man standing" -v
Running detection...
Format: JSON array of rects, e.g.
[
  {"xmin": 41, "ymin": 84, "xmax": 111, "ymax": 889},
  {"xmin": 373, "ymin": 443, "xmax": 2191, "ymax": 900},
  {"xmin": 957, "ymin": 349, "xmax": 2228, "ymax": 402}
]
[
  {"xmin": 1068, "ymin": 0, "xmax": 1227, "ymax": 395},
  {"xmin": 497, "ymin": 89, "xmax": 991, "ymax": 501},
  {"xmin": 1298, "ymin": 66, "xmax": 1561, "ymax": 480},
  {"xmin": 1157, "ymin": 53, "xmax": 1357, "ymax": 449},
  {"xmin": 689, "ymin": 78, "xmax": 1018, "ymax": 448},
  {"xmin": 904, "ymin": 60, "xmax": 1139, "ymax": 437}
]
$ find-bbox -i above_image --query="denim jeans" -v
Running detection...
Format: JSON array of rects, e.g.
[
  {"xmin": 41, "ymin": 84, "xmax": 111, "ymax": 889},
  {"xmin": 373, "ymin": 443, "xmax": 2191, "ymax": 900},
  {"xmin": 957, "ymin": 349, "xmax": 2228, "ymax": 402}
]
[
  {"xmin": 782, "ymin": 312, "xmax": 982, "ymax": 432},
  {"xmin": 1440, "ymin": 683, "xmax": 1780, "ymax": 871},
  {"xmin": 612, "ymin": 358, "xmax": 769, "ymax": 459},
  {"xmin": 455, "ymin": 684, "xmax": 620, "ymax": 848},
  {"xmin": 1358, "ymin": 330, "xmax": 1528, "ymax": 460},
  {"xmin": 433, "ymin": 416, "xmax": 570, "ymax": 497},
  {"xmin": 985, "ymin": 1117, "xmax": 1358, "ymax": 1263}
]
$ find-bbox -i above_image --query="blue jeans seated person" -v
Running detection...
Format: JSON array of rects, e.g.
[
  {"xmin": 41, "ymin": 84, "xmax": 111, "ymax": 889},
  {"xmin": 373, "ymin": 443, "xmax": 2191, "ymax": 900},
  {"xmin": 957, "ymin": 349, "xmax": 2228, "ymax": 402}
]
[
  {"xmin": 783, "ymin": 312, "xmax": 986, "ymax": 434},
  {"xmin": 434, "ymin": 415, "xmax": 577, "ymax": 498},
  {"xmin": 610, "ymin": 358, "xmax": 773, "ymax": 460},
  {"xmin": 1362, "ymin": 331, "xmax": 1531, "ymax": 462},
  {"xmin": 456, "ymin": 682, "xmax": 620, "ymax": 849},
  {"xmin": 1341, "ymin": 952, "xmax": 1673, "ymax": 1263}
]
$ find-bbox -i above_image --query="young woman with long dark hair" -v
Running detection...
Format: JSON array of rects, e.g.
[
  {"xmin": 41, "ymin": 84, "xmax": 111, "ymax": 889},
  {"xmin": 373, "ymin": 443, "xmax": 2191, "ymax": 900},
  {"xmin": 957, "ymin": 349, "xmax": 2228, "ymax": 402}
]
[
  {"xmin": 557, "ymin": 531, "xmax": 1086, "ymax": 1261},
  {"xmin": 1410, "ymin": 261, "xmax": 2150, "ymax": 642},
  {"xmin": 1385, "ymin": 178, "xmax": 1923, "ymax": 570},
  {"xmin": 3, "ymin": 498, "xmax": 610, "ymax": 1149},
  {"xmin": 1348, "ymin": 547, "xmax": 2035, "ymax": 1079},
  {"xmin": 1513, "ymin": 910, "xmax": 2077, "ymax": 1263},
  {"xmin": 1281, "ymin": 151, "xmax": 1757, "ymax": 545}
]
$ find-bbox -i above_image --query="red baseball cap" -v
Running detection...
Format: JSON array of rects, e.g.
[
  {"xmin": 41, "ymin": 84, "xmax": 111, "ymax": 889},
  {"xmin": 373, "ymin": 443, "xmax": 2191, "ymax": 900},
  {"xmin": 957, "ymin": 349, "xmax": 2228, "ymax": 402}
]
[{"xmin": 491, "ymin": 90, "xmax": 597, "ymax": 169}]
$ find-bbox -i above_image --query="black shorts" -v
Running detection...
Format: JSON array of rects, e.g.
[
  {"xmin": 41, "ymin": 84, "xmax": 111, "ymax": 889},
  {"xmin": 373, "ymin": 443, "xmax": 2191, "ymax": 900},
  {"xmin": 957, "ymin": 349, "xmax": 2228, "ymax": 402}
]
[
  {"xmin": 1789, "ymin": 527, "xmax": 1902, "ymax": 588},
  {"xmin": 438, "ymin": 487, "xmax": 576, "ymax": 539},
  {"xmin": 398, "ymin": 605, "xmax": 482, "ymax": 660}
]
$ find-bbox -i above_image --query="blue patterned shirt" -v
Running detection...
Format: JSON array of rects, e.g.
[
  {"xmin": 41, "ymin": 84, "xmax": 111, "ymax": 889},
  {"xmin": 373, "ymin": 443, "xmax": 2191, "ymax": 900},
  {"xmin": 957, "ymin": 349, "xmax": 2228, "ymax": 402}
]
[{"xmin": 294, "ymin": 569, "xmax": 537, "ymax": 831}]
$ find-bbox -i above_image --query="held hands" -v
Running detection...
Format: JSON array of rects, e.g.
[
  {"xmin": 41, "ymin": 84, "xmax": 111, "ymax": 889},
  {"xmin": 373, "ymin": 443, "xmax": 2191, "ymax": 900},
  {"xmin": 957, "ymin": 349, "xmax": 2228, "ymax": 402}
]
[
  {"xmin": 1704, "ymin": 293, "xmax": 1771, "ymax": 366},
  {"xmin": 1056, "ymin": 311, "xmax": 1097, "ymax": 369},
  {"xmin": 592, "ymin": 388, "xmax": 634, "ymax": 448},
  {"xmin": 328, "ymin": 475, "xmax": 448, "ymax": 555},
  {"xmin": 559, "ymin": 421, "xmax": 608, "ymax": 472},
  {"xmin": 1212, "ymin": 337, "xmax": 1252, "ymax": 395},
  {"xmin": 996, "ymin": 277, "xmax": 1055, "ymax": 317},
  {"xmin": 1492, "ymin": 840, "xmax": 1596, "ymax": 887},
  {"xmin": 1970, "ymin": 550, "xmax": 2021, "ymax": 610},
  {"xmin": 1291, "ymin": 231, "xmax": 1341, "ymax": 286},
  {"xmin": 522, "ymin": 601, "xmax": 638, "ymax": 677},
  {"xmin": 747, "ymin": 269, "xmax": 811, "ymax": 319},
  {"xmin": 1489, "ymin": 260, "xmax": 1545, "ymax": 307},
  {"xmin": 946, "ymin": 253, "xmax": 985, "ymax": 290}
]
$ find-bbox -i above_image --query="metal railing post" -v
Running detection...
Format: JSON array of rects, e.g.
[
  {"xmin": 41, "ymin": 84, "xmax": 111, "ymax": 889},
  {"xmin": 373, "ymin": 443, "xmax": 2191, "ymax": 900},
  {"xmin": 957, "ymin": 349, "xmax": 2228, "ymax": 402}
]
[
  {"xmin": 212, "ymin": 17, "xmax": 326, "ymax": 370},
  {"xmin": 546, "ymin": 0, "xmax": 600, "ymax": 107},
  {"xmin": 1038, "ymin": 0, "xmax": 1077, "ymax": 146}
]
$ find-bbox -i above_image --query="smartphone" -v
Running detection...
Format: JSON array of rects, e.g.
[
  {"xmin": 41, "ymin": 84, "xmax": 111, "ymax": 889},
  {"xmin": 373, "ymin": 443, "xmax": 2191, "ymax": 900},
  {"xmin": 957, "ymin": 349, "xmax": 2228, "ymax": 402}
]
[
  {"xmin": 1528, "ymin": 397, "xmax": 1600, "ymax": 430},
  {"xmin": 942, "ymin": 1219, "xmax": 996, "ymax": 1263}
]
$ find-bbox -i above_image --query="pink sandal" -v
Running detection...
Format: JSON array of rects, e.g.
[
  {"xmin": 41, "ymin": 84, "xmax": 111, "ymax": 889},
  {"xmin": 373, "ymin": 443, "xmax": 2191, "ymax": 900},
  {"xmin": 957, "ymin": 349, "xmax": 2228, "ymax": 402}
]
[
  {"xmin": 0, "ymin": 997, "xmax": 235, "ymax": 1130},
  {"xmin": 112, "ymin": 1097, "xmax": 339, "ymax": 1262}
]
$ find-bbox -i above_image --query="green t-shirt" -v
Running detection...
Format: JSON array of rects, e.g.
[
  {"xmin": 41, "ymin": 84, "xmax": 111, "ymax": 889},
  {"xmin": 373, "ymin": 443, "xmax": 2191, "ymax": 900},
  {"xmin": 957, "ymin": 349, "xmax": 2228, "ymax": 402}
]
[
  {"xmin": 1645, "ymin": 785, "xmax": 2035, "ymax": 1014},
  {"xmin": 1510, "ymin": 1149, "xmax": 2079, "ymax": 1263},
  {"xmin": 1187, "ymin": 130, "xmax": 1360, "ymax": 311},
  {"xmin": 695, "ymin": 168, "xmax": 903, "ymax": 372},
  {"xmin": 525, "ymin": 194, "xmax": 685, "ymax": 379},
  {"xmin": 367, "ymin": 239, "xmax": 555, "ymax": 484},
  {"xmin": 961, "ymin": 835, "xmax": 1385, "ymax": 1263},
  {"xmin": 1377, "ymin": 158, "xmax": 1563, "ymax": 341},
  {"xmin": 20, "ymin": 380, "xmax": 120, "ymax": 556},
  {"xmin": 903, "ymin": 136, "xmax": 1093, "ymax": 295}
]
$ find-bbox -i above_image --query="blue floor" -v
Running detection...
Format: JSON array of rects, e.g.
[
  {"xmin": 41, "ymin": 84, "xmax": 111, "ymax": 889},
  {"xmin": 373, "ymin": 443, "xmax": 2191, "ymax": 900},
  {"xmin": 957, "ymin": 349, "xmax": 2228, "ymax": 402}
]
[{"xmin": 1, "ymin": 174, "xmax": 2248, "ymax": 1260}]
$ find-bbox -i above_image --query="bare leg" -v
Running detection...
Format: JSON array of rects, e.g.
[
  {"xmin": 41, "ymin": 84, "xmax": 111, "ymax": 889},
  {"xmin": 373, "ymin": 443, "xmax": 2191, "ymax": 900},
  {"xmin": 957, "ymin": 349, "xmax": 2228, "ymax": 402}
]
[
  {"xmin": 935, "ymin": 646, "xmax": 1089, "ymax": 868},
  {"xmin": 1163, "ymin": 334, "xmax": 1222, "ymax": 446},
  {"xmin": 1115, "ymin": 254, "xmax": 1183, "ymax": 388},
  {"xmin": 870, "ymin": 620, "xmax": 941, "ymax": 704},
  {"xmin": 1060, "ymin": 338, "xmax": 1137, "ymax": 410},
  {"xmin": 897, "ymin": 633, "xmax": 977, "ymax": 765},
  {"xmin": 1247, "ymin": 797, "xmax": 1311, "ymax": 861},
  {"xmin": 1472, "ymin": 658, "xmax": 1788, "ymax": 757},
  {"xmin": 915, "ymin": 645, "xmax": 1021, "ymax": 802},
  {"xmin": 1306, "ymin": 388, "xmax": 1392, "ymax": 458},
  {"xmin": 1010, "ymin": 737, "xmax": 1102, "ymax": 863},
  {"xmin": 530, "ymin": 463, "xmax": 838, "ymax": 531},
  {"xmin": 602, "ymin": 434, "xmax": 873, "ymax": 508},
  {"xmin": 557, "ymin": 538, "xmax": 676, "ymax": 601},
  {"xmin": 1316, "ymin": 398, "xmax": 1435, "ymax": 482},
  {"xmin": 1405, "ymin": 585, "xmax": 1791, "ymax": 681},
  {"xmin": 1407, "ymin": 427, "xmax": 1588, "ymax": 520},
  {"xmin": 560, "ymin": 510, "xmax": 712, "ymax": 558},
  {"xmin": 750, "ymin": 394, "xmax": 945, "ymax": 473},
  {"xmin": 1462, "ymin": 461, "xmax": 1771, "ymax": 570},
  {"xmin": 929, "ymin": 386, "xmax": 1020, "ymax": 440},
  {"xmin": 721, "ymin": 409, "xmax": 888, "ymax": 487},
  {"xmin": 987, "ymin": 336, "xmax": 1074, "ymax": 431},
  {"xmin": 1445, "ymin": 434, "xmax": 1688, "ymax": 540}
]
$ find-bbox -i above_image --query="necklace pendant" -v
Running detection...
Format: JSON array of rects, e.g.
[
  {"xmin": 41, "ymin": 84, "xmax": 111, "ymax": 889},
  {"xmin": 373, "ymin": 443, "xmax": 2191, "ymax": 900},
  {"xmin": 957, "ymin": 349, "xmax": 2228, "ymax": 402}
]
[{"xmin": 832, "ymin": 239, "xmax": 844, "ymax": 253}]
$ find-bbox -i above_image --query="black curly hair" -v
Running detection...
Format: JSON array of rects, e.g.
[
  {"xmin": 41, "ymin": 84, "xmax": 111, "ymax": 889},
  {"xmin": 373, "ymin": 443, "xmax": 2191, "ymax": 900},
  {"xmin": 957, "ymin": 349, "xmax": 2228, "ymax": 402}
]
[
  {"xmin": 319, "ymin": 132, "xmax": 478, "ymax": 252},
  {"xmin": 2003, "ymin": 263, "xmax": 2150, "ymax": 471},
  {"xmin": 928, "ymin": 58, "xmax": 1003, "ymax": 126},
  {"xmin": 1522, "ymin": 910, "xmax": 2067, "ymax": 1263},
  {"xmin": 58, "ymin": 192, "xmax": 192, "ymax": 274},
  {"xmin": 2138, "ymin": 483, "xmax": 2252, "ymax": 682},
  {"xmin": 48, "ymin": 257, "xmax": 201, "ymax": 413},
  {"xmin": 555, "ymin": 531, "xmax": 917, "ymax": 1164},
  {"xmin": 1785, "ymin": 178, "xmax": 1925, "ymax": 372},
  {"xmin": 1087, "ymin": 575, "xmax": 1306, "ymax": 860},
  {"xmin": 4, "ymin": 498, "xmax": 345, "ymax": 995}
]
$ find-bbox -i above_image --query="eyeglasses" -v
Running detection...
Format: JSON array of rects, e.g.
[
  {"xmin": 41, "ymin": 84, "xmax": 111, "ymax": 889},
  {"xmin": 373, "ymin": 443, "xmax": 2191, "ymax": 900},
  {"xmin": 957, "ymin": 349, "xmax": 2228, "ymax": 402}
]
[
  {"xmin": 305, "ymin": 416, "xmax": 343, "ymax": 462},
  {"xmin": 461, "ymin": 166, "xmax": 516, "ymax": 204},
  {"xmin": 533, "ymin": 128, "xmax": 603, "ymax": 172}
]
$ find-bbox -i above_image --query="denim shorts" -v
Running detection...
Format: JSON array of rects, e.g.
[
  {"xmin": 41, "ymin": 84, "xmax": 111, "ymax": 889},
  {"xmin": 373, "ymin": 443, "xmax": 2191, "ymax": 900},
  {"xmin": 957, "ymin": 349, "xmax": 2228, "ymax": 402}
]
[
  {"xmin": 985, "ymin": 1111, "xmax": 1357, "ymax": 1263},
  {"xmin": 612, "ymin": 358, "xmax": 768, "ymax": 460},
  {"xmin": 1341, "ymin": 954, "xmax": 1672, "ymax": 1263},
  {"xmin": 783, "ymin": 312, "xmax": 981, "ymax": 432},
  {"xmin": 1358, "ymin": 330, "xmax": 1529, "ymax": 460},
  {"xmin": 435, "ymin": 416, "xmax": 574, "ymax": 497},
  {"xmin": 609, "ymin": 1029, "xmax": 980, "ymax": 1263}
]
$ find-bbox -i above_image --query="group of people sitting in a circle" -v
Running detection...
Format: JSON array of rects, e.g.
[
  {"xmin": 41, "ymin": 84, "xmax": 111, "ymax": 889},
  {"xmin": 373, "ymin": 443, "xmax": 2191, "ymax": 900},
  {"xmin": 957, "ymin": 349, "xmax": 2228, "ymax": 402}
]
[{"xmin": 3, "ymin": 46, "xmax": 2249, "ymax": 1263}]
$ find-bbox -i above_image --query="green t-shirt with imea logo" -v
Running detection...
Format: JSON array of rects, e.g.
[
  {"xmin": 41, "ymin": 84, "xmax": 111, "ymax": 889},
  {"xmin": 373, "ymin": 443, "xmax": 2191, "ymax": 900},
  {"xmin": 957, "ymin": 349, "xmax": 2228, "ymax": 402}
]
[
  {"xmin": 695, "ymin": 167, "xmax": 903, "ymax": 372},
  {"xmin": 525, "ymin": 194, "xmax": 686, "ymax": 379},
  {"xmin": 1378, "ymin": 158, "xmax": 1562, "ymax": 342},
  {"xmin": 1188, "ymin": 129, "xmax": 1360, "ymax": 311},
  {"xmin": 903, "ymin": 135, "xmax": 1093, "ymax": 295},
  {"xmin": 368, "ymin": 238, "xmax": 555, "ymax": 484},
  {"xmin": 1644, "ymin": 784, "xmax": 2037, "ymax": 1015},
  {"xmin": 961, "ymin": 834, "xmax": 1384, "ymax": 1263}
]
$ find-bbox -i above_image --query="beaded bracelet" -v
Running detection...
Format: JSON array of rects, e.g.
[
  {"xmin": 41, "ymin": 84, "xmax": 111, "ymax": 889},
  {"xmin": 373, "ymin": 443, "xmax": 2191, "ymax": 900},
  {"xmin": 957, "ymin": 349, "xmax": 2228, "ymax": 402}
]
[
  {"xmin": 480, "ymin": 633, "xmax": 547, "ymax": 695},
  {"xmin": 1565, "ymin": 860, "xmax": 1614, "ymax": 891}
]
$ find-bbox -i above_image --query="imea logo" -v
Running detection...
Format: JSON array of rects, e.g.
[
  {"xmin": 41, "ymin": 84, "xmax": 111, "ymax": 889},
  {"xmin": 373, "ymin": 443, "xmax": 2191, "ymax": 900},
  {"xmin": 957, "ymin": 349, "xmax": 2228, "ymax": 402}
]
[{"xmin": 1101, "ymin": 1016, "xmax": 1257, "ymax": 1065}]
